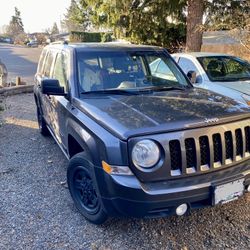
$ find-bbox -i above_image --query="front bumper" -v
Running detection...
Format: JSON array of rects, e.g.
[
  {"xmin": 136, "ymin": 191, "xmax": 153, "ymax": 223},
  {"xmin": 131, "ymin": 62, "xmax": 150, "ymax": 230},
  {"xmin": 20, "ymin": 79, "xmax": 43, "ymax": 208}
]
[{"xmin": 95, "ymin": 161, "xmax": 250, "ymax": 218}]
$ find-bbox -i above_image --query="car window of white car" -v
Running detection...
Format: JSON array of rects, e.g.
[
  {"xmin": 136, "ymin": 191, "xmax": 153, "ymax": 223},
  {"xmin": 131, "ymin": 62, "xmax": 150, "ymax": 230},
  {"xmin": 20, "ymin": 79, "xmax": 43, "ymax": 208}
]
[
  {"xmin": 224, "ymin": 58, "xmax": 250, "ymax": 78},
  {"xmin": 197, "ymin": 56, "xmax": 250, "ymax": 82},
  {"xmin": 178, "ymin": 57, "xmax": 202, "ymax": 83}
]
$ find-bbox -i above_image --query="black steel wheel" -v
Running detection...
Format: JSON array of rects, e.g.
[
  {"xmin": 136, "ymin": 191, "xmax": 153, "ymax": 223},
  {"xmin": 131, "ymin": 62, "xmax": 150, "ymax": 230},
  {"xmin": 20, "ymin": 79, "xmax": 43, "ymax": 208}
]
[
  {"xmin": 67, "ymin": 152, "xmax": 108, "ymax": 224},
  {"xmin": 73, "ymin": 167, "xmax": 99, "ymax": 214}
]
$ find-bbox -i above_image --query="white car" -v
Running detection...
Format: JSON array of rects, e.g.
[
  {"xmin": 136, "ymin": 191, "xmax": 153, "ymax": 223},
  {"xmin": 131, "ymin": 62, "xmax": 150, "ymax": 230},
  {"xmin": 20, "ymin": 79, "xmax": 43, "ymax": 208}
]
[{"xmin": 171, "ymin": 52, "xmax": 250, "ymax": 105}]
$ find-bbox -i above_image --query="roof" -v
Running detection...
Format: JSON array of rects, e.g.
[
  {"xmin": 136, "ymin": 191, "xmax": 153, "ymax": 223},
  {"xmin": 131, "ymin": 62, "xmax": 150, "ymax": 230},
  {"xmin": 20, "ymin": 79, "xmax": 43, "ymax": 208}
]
[
  {"xmin": 47, "ymin": 42, "xmax": 163, "ymax": 52},
  {"xmin": 172, "ymin": 52, "xmax": 232, "ymax": 58}
]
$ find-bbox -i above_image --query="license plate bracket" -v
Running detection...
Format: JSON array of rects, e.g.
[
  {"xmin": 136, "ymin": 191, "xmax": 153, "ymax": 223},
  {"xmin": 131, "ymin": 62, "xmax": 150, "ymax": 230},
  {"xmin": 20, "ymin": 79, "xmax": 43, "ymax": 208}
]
[{"xmin": 213, "ymin": 178, "xmax": 244, "ymax": 205}]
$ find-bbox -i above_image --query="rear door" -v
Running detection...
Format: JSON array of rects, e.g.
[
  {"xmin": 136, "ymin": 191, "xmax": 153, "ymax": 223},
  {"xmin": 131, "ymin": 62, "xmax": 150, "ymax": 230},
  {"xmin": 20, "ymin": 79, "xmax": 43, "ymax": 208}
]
[{"xmin": 36, "ymin": 49, "xmax": 57, "ymax": 129}]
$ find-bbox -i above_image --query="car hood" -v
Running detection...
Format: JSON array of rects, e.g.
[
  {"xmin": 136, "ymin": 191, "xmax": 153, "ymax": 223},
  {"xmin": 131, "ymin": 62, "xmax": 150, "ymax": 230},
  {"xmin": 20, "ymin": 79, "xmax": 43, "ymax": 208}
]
[
  {"xmin": 74, "ymin": 88, "xmax": 250, "ymax": 140},
  {"xmin": 215, "ymin": 80, "xmax": 250, "ymax": 96}
]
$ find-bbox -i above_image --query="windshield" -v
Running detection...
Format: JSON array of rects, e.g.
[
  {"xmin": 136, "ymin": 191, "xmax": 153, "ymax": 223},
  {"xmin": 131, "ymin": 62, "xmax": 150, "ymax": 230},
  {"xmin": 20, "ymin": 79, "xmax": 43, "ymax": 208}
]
[
  {"xmin": 76, "ymin": 50, "xmax": 190, "ymax": 93},
  {"xmin": 197, "ymin": 56, "xmax": 250, "ymax": 82}
]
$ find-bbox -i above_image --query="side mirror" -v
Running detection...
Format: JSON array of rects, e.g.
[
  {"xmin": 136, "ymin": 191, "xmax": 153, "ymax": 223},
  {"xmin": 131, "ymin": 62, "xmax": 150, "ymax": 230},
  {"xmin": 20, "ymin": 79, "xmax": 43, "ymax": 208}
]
[
  {"xmin": 41, "ymin": 79, "xmax": 65, "ymax": 96},
  {"xmin": 187, "ymin": 70, "xmax": 197, "ymax": 84}
]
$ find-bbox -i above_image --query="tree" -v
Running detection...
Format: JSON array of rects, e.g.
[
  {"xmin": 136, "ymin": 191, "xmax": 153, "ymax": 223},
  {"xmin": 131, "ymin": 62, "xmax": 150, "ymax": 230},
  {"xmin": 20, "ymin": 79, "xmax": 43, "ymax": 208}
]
[
  {"xmin": 6, "ymin": 7, "xmax": 25, "ymax": 42},
  {"xmin": 77, "ymin": 0, "xmax": 186, "ymax": 51},
  {"xmin": 62, "ymin": 0, "xmax": 91, "ymax": 32},
  {"xmin": 51, "ymin": 22, "xmax": 59, "ymax": 35},
  {"xmin": 36, "ymin": 33, "xmax": 48, "ymax": 45},
  {"xmin": 205, "ymin": 0, "xmax": 250, "ymax": 30},
  {"xmin": 205, "ymin": 0, "xmax": 250, "ymax": 52},
  {"xmin": 186, "ymin": 0, "xmax": 204, "ymax": 52}
]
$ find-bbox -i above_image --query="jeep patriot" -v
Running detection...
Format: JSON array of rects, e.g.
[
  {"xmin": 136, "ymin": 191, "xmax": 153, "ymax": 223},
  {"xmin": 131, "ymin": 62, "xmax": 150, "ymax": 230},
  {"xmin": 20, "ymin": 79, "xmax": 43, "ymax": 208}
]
[{"xmin": 34, "ymin": 42, "xmax": 250, "ymax": 224}]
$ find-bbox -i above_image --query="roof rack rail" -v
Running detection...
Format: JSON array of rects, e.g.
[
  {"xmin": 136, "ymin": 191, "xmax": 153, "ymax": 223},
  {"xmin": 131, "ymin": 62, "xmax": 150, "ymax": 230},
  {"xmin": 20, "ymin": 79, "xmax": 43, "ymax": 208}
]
[{"xmin": 50, "ymin": 40, "xmax": 68, "ymax": 45}]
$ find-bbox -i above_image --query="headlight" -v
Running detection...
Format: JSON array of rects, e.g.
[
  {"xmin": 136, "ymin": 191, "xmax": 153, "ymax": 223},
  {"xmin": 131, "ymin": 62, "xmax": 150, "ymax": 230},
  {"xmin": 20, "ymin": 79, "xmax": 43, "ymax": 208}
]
[
  {"xmin": 132, "ymin": 139, "xmax": 160, "ymax": 168},
  {"xmin": 241, "ymin": 94, "xmax": 250, "ymax": 106}
]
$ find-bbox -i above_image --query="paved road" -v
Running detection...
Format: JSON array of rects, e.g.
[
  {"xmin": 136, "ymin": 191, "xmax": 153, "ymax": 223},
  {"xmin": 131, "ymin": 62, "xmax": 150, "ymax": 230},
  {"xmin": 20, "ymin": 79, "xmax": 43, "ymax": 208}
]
[
  {"xmin": 0, "ymin": 43, "xmax": 42, "ymax": 84},
  {"xmin": 0, "ymin": 93, "xmax": 250, "ymax": 250}
]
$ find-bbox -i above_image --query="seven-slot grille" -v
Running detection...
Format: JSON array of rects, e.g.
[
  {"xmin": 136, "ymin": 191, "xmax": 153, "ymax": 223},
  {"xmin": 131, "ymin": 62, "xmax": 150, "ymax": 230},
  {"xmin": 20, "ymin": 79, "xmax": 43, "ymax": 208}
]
[{"xmin": 169, "ymin": 123, "xmax": 250, "ymax": 177}]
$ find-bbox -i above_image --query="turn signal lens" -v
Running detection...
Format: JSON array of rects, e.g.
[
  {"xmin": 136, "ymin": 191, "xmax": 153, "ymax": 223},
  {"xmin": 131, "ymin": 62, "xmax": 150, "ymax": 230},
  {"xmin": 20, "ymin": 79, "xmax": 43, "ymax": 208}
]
[
  {"xmin": 102, "ymin": 161, "xmax": 133, "ymax": 175},
  {"xmin": 102, "ymin": 161, "xmax": 112, "ymax": 174}
]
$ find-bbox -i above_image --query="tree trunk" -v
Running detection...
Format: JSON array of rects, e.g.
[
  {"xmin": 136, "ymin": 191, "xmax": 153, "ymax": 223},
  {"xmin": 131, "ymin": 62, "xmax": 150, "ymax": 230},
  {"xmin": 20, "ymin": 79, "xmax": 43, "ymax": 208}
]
[{"xmin": 186, "ymin": 0, "xmax": 204, "ymax": 52}]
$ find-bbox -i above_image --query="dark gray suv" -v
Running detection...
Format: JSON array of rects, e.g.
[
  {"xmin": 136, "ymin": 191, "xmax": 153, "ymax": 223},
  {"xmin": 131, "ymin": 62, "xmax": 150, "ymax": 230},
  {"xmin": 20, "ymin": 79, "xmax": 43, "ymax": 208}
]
[{"xmin": 34, "ymin": 42, "xmax": 250, "ymax": 224}]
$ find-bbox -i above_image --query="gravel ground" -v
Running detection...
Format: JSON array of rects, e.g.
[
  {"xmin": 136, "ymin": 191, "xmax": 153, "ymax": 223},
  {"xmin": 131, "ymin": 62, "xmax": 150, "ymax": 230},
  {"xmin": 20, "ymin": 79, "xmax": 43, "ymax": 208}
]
[{"xmin": 0, "ymin": 93, "xmax": 250, "ymax": 250}]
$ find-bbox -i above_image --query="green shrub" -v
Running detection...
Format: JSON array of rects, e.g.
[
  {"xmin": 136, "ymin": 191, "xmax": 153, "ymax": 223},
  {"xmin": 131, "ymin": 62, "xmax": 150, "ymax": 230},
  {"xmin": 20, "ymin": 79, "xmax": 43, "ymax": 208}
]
[
  {"xmin": 101, "ymin": 33, "xmax": 113, "ymax": 42},
  {"xmin": 70, "ymin": 31, "xmax": 113, "ymax": 43}
]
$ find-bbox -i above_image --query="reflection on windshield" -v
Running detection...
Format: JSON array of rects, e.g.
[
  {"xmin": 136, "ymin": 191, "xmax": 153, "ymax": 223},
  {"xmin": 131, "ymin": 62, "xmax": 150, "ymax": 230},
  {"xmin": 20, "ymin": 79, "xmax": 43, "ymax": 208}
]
[
  {"xmin": 77, "ymin": 51, "xmax": 189, "ymax": 93},
  {"xmin": 198, "ymin": 56, "xmax": 250, "ymax": 82}
]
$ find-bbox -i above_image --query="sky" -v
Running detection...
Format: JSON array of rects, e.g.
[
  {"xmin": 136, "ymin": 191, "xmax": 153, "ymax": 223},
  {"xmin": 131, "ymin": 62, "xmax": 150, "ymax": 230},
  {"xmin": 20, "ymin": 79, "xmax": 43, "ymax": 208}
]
[{"xmin": 0, "ymin": 0, "xmax": 71, "ymax": 33}]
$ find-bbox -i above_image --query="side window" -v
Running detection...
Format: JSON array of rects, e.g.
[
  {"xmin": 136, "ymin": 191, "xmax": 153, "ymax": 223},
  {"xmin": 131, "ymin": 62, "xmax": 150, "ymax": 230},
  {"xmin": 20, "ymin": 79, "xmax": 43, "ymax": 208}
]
[
  {"xmin": 149, "ymin": 59, "xmax": 160, "ymax": 74},
  {"xmin": 37, "ymin": 49, "xmax": 47, "ymax": 74},
  {"xmin": 43, "ymin": 51, "xmax": 55, "ymax": 77},
  {"xmin": 151, "ymin": 58, "xmax": 177, "ymax": 82},
  {"xmin": 178, "ymin": 57, "xmax": 198, "ymax": 74},
  {"xmin": 52, "ymin": 52, "xmax": 68, "ymax": 88},
  {"xmin": 156, "ymin": 60, "xmax": 173, "ymax": 75},
  {"xmin": 224, "ymin": 58, "xmax": 248, "ymax": 75},
  {"xmin": 178, "ymin": 57, "xmax": 202, "ymax": 83}
]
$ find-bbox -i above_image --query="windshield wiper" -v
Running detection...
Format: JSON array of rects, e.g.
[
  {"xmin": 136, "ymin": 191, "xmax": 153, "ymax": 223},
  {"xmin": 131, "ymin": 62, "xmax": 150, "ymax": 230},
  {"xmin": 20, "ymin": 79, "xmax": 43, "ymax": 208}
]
[
  {"xmin": 81, "ymin": 89, "xmax": 140, "ymax": 95},
  {"xmin": 141, "ymin": 85, "xmax": 187, "ymax": 92},
  {"xmin": 81, "ymin": 85, "xmax": 187, "ymax": 96}
]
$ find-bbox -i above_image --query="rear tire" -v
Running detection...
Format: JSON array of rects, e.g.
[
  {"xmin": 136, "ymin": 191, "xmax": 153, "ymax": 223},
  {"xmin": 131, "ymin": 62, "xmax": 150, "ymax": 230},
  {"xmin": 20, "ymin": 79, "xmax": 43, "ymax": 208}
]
[
  {"xmin": 67, "ymin": 152, "xmax": 108, "ymax": 225},
  {"xmin": 36, "ymin": 106, "xmax": 50, "ymax": 136}
]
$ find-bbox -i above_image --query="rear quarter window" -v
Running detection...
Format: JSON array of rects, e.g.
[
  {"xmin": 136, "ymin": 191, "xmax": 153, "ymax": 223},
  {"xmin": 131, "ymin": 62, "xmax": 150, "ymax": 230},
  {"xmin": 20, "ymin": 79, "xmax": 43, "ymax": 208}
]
[
  {"xmin": 43, "ymin": 50, "xmax": 56, "ymax": 77},
  {"xmin": 37, "ymin": 49, "xmax": 47, "ymax": 75}
]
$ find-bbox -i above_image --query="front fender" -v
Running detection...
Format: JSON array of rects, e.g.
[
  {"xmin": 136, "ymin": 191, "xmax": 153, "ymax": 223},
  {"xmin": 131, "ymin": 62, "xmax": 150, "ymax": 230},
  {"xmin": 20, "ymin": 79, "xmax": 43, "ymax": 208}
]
[{"xmin": 67, "ymin": 119, "xmax": 101, "ymax": 165}]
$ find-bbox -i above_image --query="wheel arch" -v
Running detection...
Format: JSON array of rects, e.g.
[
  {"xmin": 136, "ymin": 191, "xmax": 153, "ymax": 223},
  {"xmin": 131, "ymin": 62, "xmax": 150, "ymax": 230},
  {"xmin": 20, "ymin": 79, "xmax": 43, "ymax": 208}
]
[{"xmin": 67, "ymin": 120, "xmax": 99, "ymax": 164}]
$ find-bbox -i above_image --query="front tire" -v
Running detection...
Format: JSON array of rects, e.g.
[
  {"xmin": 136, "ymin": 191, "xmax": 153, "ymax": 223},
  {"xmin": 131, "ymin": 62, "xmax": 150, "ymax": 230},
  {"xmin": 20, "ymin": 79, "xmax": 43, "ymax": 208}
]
[{"xmin": 67, "ymin": 152, "xmax": 108, "ymax": 224}]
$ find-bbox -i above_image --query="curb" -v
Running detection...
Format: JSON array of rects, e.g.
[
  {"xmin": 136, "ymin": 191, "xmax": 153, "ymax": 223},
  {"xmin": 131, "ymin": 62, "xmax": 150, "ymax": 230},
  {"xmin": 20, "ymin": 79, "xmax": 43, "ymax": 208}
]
[{"xmin": 0, "ymin": 85, "xmax": 34, "ymax": 96}]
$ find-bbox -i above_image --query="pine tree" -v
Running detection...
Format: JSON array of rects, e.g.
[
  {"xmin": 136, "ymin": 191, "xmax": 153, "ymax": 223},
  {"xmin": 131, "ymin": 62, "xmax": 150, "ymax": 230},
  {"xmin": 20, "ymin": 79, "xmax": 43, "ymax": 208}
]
[
  {"xmin": 51, "ymin": 22, "xmax": 59, "ymax": 35},
  {"xmin": 62, "ymin": 0, "xmax": 90, "ymax": 32},
  {"xmin": 6, "ymin": 7, "xmax": 25, "ymax": 40}
]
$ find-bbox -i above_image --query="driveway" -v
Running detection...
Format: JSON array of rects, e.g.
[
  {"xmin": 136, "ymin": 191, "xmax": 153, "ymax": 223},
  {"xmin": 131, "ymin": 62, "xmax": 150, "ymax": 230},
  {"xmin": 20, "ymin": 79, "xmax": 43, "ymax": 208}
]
[
  {"xmin": 0, "ymin": 94, "xmax": 249, "ymax": 250},
  {"xmin": 0, "ymin": 43, "xmax": 42, "ymax": 84}
]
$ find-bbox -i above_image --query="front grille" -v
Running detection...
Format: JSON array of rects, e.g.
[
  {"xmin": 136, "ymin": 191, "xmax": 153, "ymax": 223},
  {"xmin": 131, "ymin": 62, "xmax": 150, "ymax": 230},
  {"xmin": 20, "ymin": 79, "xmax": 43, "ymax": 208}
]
[
  {"xmin": 225, "ymin": 131, "xmax": 233, "ymax": 160},
  {"xmin": 169, "ymin": 140, "xmax": 182, "ymax": 171},
  {"xmin": 185, "ymin": 138, "xmax": 196, "ymax": 169},
  {"xmin": 245, "ymin": 126, "xmax": 250, "ymax": 153},
  {"xmin": 168, "ymin": 119, "xmax": 250, "ymax": 177},
  {"xmin": 213, "ymin": 133, "xmax": 222, "ymax": 163},
  {"xmin": 199, "ymin": 136, "xmax": 210, "ymax": 166},
  {"xmin": 235, "ymin": 128, "xmax": 243, "ymax": 157}
]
